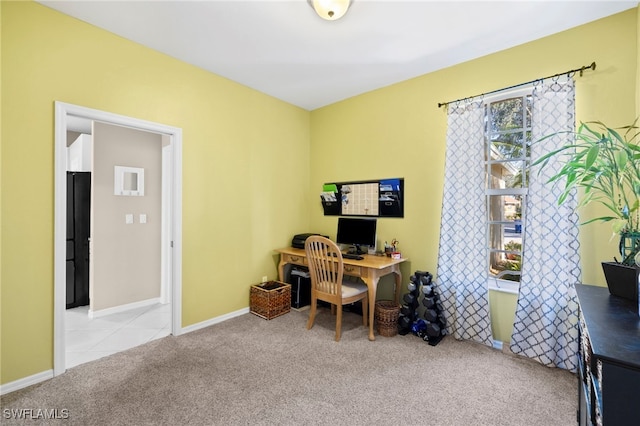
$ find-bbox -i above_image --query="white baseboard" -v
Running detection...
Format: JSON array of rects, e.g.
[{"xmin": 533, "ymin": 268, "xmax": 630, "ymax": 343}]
[
  {"xmin": 0, "ymin": 370, "xmax": 53, "ymax": 396},
  {"xmin": 89, "ymin": 297, "xmax": 162, "ymax": 319},
  {"xmin": 1, "ymin": 308, "xmax": 249, "ymax": 395},
  {"xmin": 180, "ymin": 307, "xmax": 249, "ymax": 334}
]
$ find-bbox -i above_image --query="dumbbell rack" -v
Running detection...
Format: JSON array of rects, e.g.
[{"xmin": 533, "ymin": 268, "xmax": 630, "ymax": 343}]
[{"xmin": 397, "ymin": 270, "xmax": 446, "ymax": 346}]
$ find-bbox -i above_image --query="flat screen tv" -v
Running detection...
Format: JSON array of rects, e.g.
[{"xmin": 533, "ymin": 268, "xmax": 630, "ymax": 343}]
[{"xmin": 336, "ymin": 217, "xmax": 377, "ymax": 254}]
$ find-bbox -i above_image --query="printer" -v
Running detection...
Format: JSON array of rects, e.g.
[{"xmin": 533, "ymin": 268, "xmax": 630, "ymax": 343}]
[{"xmin": 291, "ymin": 233, "xmax": 329, "ymax": 249}]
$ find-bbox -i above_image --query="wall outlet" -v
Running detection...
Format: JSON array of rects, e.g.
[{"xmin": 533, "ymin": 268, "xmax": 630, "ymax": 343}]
[{"xmin": 261, "ymin": 276, "xmax": 268, "ymax": 283}]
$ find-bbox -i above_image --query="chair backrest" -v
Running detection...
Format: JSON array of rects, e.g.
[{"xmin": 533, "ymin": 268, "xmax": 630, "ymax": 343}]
[{"xmin": 304, "ymin": 235, "xmax": 344, "ymax": 303}]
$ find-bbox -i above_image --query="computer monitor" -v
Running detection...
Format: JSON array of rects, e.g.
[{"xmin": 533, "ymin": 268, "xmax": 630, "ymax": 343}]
[{"xmin": 336, "ymin": 217, "xmax": 377, "ymax": 255}]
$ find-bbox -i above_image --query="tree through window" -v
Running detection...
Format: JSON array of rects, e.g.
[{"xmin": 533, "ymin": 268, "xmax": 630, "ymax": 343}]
[{"xmin": 485, "ymin": 92, "xmax": 532, "ymax": 283}]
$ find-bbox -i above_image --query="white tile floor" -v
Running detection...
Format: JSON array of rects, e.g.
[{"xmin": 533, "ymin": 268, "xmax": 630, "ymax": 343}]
[{"xmin": 65, "ymin": 303, "xmax": 171, "ymax": 369}]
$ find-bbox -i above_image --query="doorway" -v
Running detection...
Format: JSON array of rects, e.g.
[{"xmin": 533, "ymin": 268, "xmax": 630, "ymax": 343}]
[{"xmin": 53, "ymin": 102, "xmax": 183, "ymax": 376}]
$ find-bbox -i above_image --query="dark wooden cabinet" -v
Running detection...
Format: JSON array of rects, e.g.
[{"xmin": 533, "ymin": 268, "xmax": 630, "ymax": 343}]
[{"xmin": 576, "ymin": 284, "xmax": 640, "ymax": 425}]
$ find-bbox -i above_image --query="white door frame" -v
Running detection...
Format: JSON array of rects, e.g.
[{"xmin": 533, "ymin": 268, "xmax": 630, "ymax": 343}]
[{"xmin": 53, "ymin": 101, "xmax": 183, "ymax": 376}]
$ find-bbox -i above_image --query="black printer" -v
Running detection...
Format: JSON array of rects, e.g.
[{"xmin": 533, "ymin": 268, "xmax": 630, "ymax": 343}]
[{"xmin": 291, "ymin": 233, "xmax": 329, "ymax": 249}]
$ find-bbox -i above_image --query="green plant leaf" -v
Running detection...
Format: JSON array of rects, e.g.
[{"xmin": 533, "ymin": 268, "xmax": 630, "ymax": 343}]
[
  {"xmin": 608, "ymin": 127, "xmax": 625, "ymax": 144},
  {"xmin": 627, "ymin": 143, "xmax": 640, "ymax": 153},
  {"xmin": 531, "ymin": 119, "xmax": 640, "ymax": 235},
  {"xmin": 585, "ymin": 145, "xmax": 599, "ymax": 170},
  {"xmin": 612, "ymin": 219, "xmax": 627, "ymax": 234},
  {"xmin": 615, "ymin": 149, "xmax": 629, "ymax": 169},
  {"xmin": 581, "ymin": 216, "xmax": 618, "ymax": 226}
]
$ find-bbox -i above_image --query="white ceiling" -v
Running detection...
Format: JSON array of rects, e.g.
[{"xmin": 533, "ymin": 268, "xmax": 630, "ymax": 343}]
[{"xmin": 40, "ymin": 0, "xmax": 638, "ymax": 111}]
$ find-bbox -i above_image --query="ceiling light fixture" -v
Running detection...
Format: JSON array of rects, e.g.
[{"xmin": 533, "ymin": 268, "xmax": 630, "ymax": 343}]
[{"xmin": 307, "ymin": 0, "xmax": 353, "ymax": 21}]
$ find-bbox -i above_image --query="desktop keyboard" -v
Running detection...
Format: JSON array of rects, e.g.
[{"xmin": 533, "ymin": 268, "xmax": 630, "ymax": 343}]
[{"xmin": 342, "ymin": 253, "xmax": 364, "ymax": 260}]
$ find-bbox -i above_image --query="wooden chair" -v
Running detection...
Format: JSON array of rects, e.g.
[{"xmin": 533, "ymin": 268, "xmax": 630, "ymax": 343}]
[{"xmin": 304, "ymin": 235, "xmax": 368, "ymax": 341}]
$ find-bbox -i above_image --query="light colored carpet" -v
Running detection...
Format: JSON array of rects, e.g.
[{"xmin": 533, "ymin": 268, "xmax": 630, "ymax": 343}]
[{"xmin": 1, "ymin": 308, "xmax": 576, "ymax": 425}]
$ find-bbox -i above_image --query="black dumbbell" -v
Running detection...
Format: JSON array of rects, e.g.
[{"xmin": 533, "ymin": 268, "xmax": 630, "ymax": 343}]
[
  {"xmin": 422, "ymin": 284, "xmax": 434, "ymax": 297},
  {"xmin": 424, "ymin": 308, "xmax": 438, "ymax": 322},
  {"xmin": 401, "ymin": 304, "xmax": 414, "ymax": 317},
  {"xmin": 403, "ymin": 292, "xmax": 418, "ymax": 306},
  {"xmin": 398, "ymin": 315, "xmax": 413, "ymax": 329},
  {"xmin": 422, "ymin": 296, "xmax": 435, "ymax": 308},
  {"xmin": 426, "ymin": 322, "xmax": 441, "ymax": 337}
]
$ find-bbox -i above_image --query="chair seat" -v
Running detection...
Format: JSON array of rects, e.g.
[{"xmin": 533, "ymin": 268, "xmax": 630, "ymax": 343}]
[
  {"xmin": 305, "ymin": 235, "xmax": 369, "ymax": 341},
  {"xmin": 341, "ymin": 281, "xmax": 368, "ymax": 298}
]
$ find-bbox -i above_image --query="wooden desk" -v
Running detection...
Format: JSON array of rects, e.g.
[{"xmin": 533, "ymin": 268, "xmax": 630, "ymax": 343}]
[{"xmin": 275, "ymin": 247, "xmax": 407, "ymax": 341}]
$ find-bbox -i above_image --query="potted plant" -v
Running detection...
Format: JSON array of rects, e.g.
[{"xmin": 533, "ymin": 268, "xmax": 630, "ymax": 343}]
[{"xmin": 532, "ymin": 119, "xmax": 640, "ymax": 301}]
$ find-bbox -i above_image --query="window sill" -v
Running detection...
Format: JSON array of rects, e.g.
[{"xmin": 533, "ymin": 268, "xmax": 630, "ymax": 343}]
[{"xmin": 488, "ymin": 279, "xmax": 519, "ymax": 295}]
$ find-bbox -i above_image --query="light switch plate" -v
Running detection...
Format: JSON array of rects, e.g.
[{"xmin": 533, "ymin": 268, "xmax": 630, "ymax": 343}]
[
  {"xmin": 125, "ymin": 214, "xmax": 134, "ymax": 224},
  {"xmin": 139, "ymin": 214, "xmax": 147, "ymax": 224}
]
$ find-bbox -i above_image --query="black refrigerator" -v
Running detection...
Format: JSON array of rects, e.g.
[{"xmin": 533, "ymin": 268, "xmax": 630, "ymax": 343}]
[{"xmin": 66, "ymin": 172, "xmax": 91, "ymax": 309}]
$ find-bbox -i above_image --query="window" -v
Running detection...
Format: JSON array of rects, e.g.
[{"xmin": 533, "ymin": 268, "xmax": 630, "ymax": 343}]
[{"xmin": 484, "ymin": 90, "xmax": 532, "ymax": 291}]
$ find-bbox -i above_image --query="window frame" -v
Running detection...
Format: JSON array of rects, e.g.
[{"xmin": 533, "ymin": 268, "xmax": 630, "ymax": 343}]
[{"xmin": 483, "ymin": 86, "xmax": 533, "ymax": 294}]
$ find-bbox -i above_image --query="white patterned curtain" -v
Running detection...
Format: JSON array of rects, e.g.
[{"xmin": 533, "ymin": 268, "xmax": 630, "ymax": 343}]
[
  {"xmin": 436, "ymin": 100, "xmax": 493, "ymax": 346},
  {"xmin": 510, "ymin": 78, "xmax": 582, "ymax": 372}
]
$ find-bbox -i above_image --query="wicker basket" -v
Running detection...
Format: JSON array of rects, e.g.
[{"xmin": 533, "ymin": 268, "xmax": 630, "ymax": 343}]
[
  {"xmin": 375, "ymin": 300, "xmax": 400, "ymax": 337},
  {"xmin": 250, "ymin": 281, "xmax": 291, "ymax": 320}
]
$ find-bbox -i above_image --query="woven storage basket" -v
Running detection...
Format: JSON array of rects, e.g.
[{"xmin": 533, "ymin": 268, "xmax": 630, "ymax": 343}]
[
  {"xmin": 375, "ymin": 300, "xmax": 400, "ymax": 337},
  {"xmin": 250, "ymin": 281, "xmax": 291, "ymax": 320}
]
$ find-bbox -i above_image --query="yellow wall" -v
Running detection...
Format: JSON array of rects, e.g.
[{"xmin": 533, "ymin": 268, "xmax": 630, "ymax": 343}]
[
  {"xmin": 1, "ymin": 2, "xmax": 310, "ymax": 384},
  {"xmin": 0, "ymin": 1, "xmax": 4, "ymax": 378},
  {"xmin": 309, "ymin": 9, "xmax": 638, "ymax": 343},
  {"xmin": 2, "ymin": 2, "xmax": 638, "ymax": 386},
  {"xmin": 637, "ymin": 6, "xmax": 640, "ymax": 113}
]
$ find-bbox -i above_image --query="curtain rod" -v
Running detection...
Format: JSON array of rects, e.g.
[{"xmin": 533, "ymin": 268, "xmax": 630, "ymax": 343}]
[{"xmin": 437, "ymin": 61, "xmax": 596, "ymax": 108}]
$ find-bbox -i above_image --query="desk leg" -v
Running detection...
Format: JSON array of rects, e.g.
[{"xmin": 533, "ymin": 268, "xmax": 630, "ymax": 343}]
[
  {"xmin": 277, "ymin": 257, "xmax": 286, "ymax": 282},
  {"xmin": 362, "ymin": 277, "xmax": 379, "ymax": 341}
]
